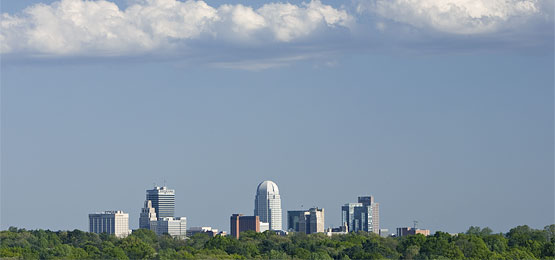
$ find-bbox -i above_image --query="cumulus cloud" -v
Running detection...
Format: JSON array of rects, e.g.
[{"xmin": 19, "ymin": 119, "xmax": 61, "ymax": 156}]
[
  {"xmin": 0, "ymin": 0, "xmax": 551, "ymax": 64},
  {"xmin": 357, "ymin": 0, "xmax": 545, "ymax": 34},
  {"xmin": 0, "ymin": 0, "xmax": 352, "ymax": 56}
]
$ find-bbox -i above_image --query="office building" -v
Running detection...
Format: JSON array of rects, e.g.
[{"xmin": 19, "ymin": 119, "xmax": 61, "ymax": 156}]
[
  {"xmin": 146, "ymin": 186, "xmax": 175, "ymax": 219},
  {"xmin": 254, "ymin": 180, "xmax": 282, "ymax": 231},
  {"xmin": 287, "ymin": 210, "xmax": 306, "ymax": 232},
  {"xmin": 359, "ymin": 196, "xmax": 379, "ymax": 233},
  {"xmin": 288, "ymin": 208, "xmax": 325, "ymax": 234},
  {"xmin": 230, "ymin": 214, "xmax": 260, "ymax": 239},
  {"xmin": 325, "ymin": 226, "xmax": 348, "ymax": 236},
  {"xmin": 379, "ymin": 228, "xmax": 390, "ymax": 237},
  {"xmin": 397, "ymin": 227, "xmax": 430, "ymax": 237},
  {"xmin": 306, "ymin": 208, "xmax": 325, "ymax": 234},
  {"xmin": 89, "ymin": 211, "xmax": 130, "ymax": 238},
  {"xmin": 341, "ymin": 203, "xmax": 362, "ymax": 232},
  {"xmin": 150, "ymin": 217, "xmax": 187, "ymax": 238},
  {"xmin": 341, "ymin": 196, "xmax": 380, "ymax": 233},
  {"xmin": 139, "ymin": 200, "xmax": 157, "ymax": 230},
  {"xmin": 187, "ymin": 227, "xmax": 219, "ymax": 237}
]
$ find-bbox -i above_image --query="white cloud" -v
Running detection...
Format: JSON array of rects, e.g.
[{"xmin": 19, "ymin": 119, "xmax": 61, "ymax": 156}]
[
  {"xmin": 0, "ymin": 0, "xmax": 352, "ymax": 56},
  {"xmin": 257, "ymin": 1, "xmax": 352, "ymax": 42},
  {"xmin": 357, "ymin": 0, "xmax": 543, "ymax": 34},
  {"xmin": 0, "ymin": 0, "xmax": 551, "ymax": 64}
]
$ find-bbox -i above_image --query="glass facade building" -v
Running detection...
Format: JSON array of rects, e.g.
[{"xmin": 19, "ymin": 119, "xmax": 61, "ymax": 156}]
[
  {"xmin": 146, "ymin": 186, "xmax": 175, "ymax": 219},
  {"xmin": 287, "ymin": 210, "xmax": 306, "ymax": 232},
  {"xmin": 288, "ymin": 208, "xmax": 325, "ymax": 234},
  {"xmin": 341, "ymin": 203, "xmax": 363, "ymax": 232},
  {"xmin": 254, "ymin": 180, "xmax": 282, "ymax": 231},
  {"xmin": 341, "ymin": 196, "xmax": 379, "ymax": 233}
]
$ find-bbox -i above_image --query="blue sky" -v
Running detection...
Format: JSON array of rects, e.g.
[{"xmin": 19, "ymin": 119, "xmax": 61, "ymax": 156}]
[{"xmin": 1, "ymin": 0, "xmax": 553, "ymax": 234}]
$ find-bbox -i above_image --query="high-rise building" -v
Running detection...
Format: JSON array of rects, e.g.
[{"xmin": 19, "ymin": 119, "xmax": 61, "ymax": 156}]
[
  {"xmin": 146, "ymin": 186, "xmax": 175, "ymax": 219},
  {"xmin": 341, "ymin": 196, "xmax": 380, "ymax": 234},
  {"xmin": 307, "ymin": 208, "xmax": 325, "ymax": 234},
  {"xmin": 287, "ymin": 210, "xmax": 306, "ymax": 232},
  {"xmin": 142, "ymin": 186, "xmax": 187, "ymax": 237},
  {"xmin": 89, "ymin": 211, "xmax": 130, "ymax": 238},
  {"xmin": 254, "ymin": 180, "xmax": 282, "ymax": 231},
  {"xmin": 150, "ymin": 217, "xmax": 187, "ymax": 237},
  {"xmin": 358, "ymin": 196, "xmax": 379, "ymax": 233},
  {"xmin": 139, "ymin": 200, "xmax": 157, "ymax": 229},
  {"xmin": 288, "ymin": 208, "xmax": 325, "ymax": 234},
  {"xmin": 341, "ymin": 203, "xmax": 363, "ymax": 232},
  {"xmin": 230, "ymin": 214, "xmax": 260, "ymax": 239},
  {"xmin": 300, "ymin": 208, "xmax": 325, "ymax": 234}
]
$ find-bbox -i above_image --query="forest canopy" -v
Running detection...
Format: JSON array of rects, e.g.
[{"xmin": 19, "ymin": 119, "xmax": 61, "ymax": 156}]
[{"xmin": 1, "ymin": 225, "xmax": 553, "ymax": 259}]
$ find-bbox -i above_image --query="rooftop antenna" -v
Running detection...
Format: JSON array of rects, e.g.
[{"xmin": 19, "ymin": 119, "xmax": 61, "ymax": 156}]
[
  {"xmin": 413, "ymin": 220, "xmax": 419, "ymax": 230},
  {"xmin": 163, "ymin": 178, "xmax": 167, "ymax": 187}
]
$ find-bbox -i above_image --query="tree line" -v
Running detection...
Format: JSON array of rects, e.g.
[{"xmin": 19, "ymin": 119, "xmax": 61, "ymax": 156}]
[{"xmin": 1, "ymin": 225, "xmax": 553, "ymax": 259}]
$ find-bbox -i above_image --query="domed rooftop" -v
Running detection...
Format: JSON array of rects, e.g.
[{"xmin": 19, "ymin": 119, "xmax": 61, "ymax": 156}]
[{"xmin": 257, "ymin": 180, "xmax": 279, "ymax": 194}]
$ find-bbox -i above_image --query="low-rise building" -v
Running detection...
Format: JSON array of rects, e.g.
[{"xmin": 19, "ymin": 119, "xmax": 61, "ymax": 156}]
[
  {"xmin": 396, "ymin": 227, "xmax": 430, "ymax": 237},
  {"xmin": 325, "ymin": 225, "xmax": 348, "ymax": 236},
  {"xmin": 260, "ymin": 222, "xmax": 270, "ymax": 232},
  {"xmin": 187, "ymin": 227, "xmax": 218, "ymax": 237},
  {"xmin": 230, "ymin": 214, "xmax": 260, "ymax": 239},
  {"xmin": 150, "ymin": 217, "xmax": 187, "ymax": 238}
]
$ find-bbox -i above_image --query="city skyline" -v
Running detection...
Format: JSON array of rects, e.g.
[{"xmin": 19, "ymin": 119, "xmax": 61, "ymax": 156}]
[
  {"xmin": 3, "ymin": 174, "xmax": 554, "ymax": 234},
  {"xmin": 2, "ymin": 170, "xmax": 553, "ymax": 234},
  {"xmin": 1, "ymin": 0, "xmax": 553, "ymax": 236},
  {"xmin": 89, "ymin": 182, "xmax": 384, "ymax": 235}
]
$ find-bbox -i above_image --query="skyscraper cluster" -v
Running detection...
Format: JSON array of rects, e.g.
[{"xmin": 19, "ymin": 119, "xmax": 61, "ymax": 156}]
[
  {"xmin": 139, "ymin": 186, "xmax": 187, "ymax": 238},
  {"xmin": 89, "ymin": 180, "xmax": 389, "ymax": 239},
  {"xmin": 231, "ymin": 180, "xmax": 284, "ymax": 238},
  {"xmin": 230, "ymin": 180, "xmax": 380, "ymax": 238},
  {"xmin": 341, "ymin": 196, "xmax": 380, "ymax": 233},
  {"xmin": 287, "ymin": 208, "xmax": 325, "ymax": 234},
  {"xmin": 89, "ymin": 186, "xmax": 186, "ymax": 238}
]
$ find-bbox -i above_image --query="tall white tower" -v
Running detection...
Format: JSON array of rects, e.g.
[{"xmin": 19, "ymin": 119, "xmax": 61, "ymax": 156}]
[{"xmin": 254, "ymin": 180, "xmax": 282, "ymax": 231}]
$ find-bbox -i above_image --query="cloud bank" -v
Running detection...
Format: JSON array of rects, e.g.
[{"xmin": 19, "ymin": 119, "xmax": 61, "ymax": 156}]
[
  {"xmin": 0, "ymin": 0, "xmax": 551, "ymax": 63},
  {"xmin": 357, "ymin": 0, "xmax": 546, "ymax": 34},
  {"xmin": 0, "ymin": 0, "xmax": 351, "ymax": 56}
]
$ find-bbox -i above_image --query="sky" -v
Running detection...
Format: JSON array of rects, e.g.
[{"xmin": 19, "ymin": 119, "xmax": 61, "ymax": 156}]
[{"xmin": 1, "ymin": 0, "xmax": 553, "ymax": 234}]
